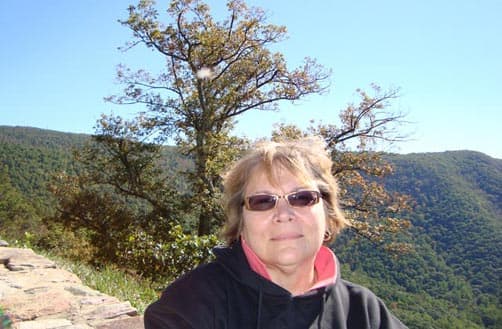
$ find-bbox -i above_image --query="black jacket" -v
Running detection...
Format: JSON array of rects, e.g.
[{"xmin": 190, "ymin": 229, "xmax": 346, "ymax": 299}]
[{"xmin": 144, "ymin": 242, "xmax": 407, "ymax": 329}]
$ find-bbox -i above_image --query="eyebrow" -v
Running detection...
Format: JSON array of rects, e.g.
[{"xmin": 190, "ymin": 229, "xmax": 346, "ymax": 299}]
[{"xmin": 247, "ymin": 187, "xmax": 315, "ymax": 195}]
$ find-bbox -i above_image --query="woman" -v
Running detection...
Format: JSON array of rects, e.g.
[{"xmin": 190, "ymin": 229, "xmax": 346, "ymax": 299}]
[{"xmin": 145, "ymin": 137, "xmax": 407, "ymax": 328}]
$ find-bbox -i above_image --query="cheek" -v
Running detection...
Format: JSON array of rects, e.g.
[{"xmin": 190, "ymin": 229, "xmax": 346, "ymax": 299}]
[
  {"xmin": 310, "ymin": 207, "xmax": 328, "ymax": 235},
  {"xmin": 241, "ymin": 213, "xmax": 267, "ymax": 237},
  {"xmin": 240, "ymin": 219, "xmax": 268, "ymax": 252}
]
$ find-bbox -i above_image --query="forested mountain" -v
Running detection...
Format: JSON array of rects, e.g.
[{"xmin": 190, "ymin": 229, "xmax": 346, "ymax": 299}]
[
  {"xmin": 334, "ymin": 151, "xmax": 501, "ymax": 328},
  {"xmin": 386, "ymin": 151, "xmax": 501, "ymax": 297},
  {"xmin": 0, "ymin": 126, "xmax": 186, "ymax": 214},
  {"xmin": 0, "ymin": 126, "xmax": 89, "ymax": 215},
  {"xmin": 1, "ymin": 126, "xmax": 500, "ymax": 328}
]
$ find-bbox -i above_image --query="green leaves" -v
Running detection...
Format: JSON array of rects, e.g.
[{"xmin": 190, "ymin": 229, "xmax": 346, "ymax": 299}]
[{"xmin": 119, "ymin": 225, "xmax": 219, "ymax": 282}]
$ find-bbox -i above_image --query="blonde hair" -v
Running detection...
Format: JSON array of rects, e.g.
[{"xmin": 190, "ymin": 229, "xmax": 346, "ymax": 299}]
[{"xmin": 221, "ymin": 136, "xmax": 348, "ymax": 245}]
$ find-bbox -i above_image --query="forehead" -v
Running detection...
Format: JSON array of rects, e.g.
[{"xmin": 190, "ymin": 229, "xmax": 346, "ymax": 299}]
[{"xmin": 245, "ymin": 164, "xmax": 315, "ymax": 192}]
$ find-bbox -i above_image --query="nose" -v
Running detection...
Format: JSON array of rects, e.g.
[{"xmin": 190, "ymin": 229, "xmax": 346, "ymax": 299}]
[{"xmin": 273, "ymin": 197, "xmax": 294, "ymax": 222}]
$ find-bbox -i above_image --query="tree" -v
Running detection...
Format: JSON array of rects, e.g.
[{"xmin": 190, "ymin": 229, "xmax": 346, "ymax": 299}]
[
  {"xmin": 48, "ymin": 115, "xmax": 186, "ymax": 262},
  {"xmin": 107, "ymin": 0, "xmax": 330, "ymax": 235},
  {"xmin": 47, "ymin": 114, "xmax": 223, "ymax": 274},
  {"xmin": 76, "ymin": 115, "xmax": 182, "ymax": 223},
  {"xmin": 319, "ymin": 85, "xmax": 411, "ymax": 251}
]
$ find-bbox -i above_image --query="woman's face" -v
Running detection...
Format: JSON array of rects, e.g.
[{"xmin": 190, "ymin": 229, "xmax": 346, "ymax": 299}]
[{"xmin": 241, "ymin": 167, "xmax": 327, "ymax": 272}]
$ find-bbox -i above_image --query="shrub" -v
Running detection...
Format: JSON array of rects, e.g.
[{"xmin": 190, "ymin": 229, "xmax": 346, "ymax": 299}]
[{"xmin": 118, "ymin": 224, "xmax": 220, "ymax": 283}]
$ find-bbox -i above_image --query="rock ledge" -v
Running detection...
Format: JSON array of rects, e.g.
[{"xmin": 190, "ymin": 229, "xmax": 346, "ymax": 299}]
[{"xmin": 0, "ymin": 247, "xmax": 144, "ymax": 329}]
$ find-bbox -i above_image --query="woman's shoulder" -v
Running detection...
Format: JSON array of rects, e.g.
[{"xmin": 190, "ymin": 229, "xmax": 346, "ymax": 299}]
[
  {"xmin": 331, "ymin": 279, "xmax": 408, "ymax": 328},
  {"xmin": 159, "ymin": 244, "xmax": 245, "ymax": 302},
  {"xmin": 334, "ymin": 278, "xmax": 386, "ymax": 307},
  {"xmin": 338, "ymin": 279, "xmax": 377, "ymax": 296},
  {"xmin": 144, "ymin": 262, "xmax": 230, "ymax": 329},
  {"xmin": 165, "ymin": 261, "xmax": 228, "ymax": 295}
]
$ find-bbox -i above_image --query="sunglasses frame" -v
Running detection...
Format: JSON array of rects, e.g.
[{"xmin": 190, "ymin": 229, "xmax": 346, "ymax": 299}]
[{"xmin": 243, "ymin": 190, "xmax": 322, "ymax": 211}]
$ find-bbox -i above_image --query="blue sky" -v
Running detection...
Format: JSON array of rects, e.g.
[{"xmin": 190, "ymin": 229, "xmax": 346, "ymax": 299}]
[{"xmin": 1, "ymin": 0, "xmax": 501, "ymax": 158}]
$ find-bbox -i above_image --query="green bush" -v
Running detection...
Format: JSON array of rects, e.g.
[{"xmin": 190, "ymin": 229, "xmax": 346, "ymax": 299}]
[
  {"xmin": 118, "ymin": 224, "xmax": 220, "ymax": 283},
  {"xmin": 36, "ymin": 222, "xmax": 98, "ymax": 264}
]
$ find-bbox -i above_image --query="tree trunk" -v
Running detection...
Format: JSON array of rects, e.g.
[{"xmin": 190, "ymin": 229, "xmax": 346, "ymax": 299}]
[{"xmin": 197, "ymin": 211, "xmax": 211, "ymax": 236}]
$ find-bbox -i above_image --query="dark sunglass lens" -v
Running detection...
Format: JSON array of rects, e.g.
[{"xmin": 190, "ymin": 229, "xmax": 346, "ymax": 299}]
[
  {"xmin": 288, "ymin": 191, "xmax": 319, "ymax": 207},
  {"xmin": 247, "ymin": 195, "xmax": 277, "ymax": 211}
]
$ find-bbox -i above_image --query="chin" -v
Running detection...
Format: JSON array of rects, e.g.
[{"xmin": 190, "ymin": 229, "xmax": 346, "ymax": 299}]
[{"xmin": 274, "ymin": 250, "xmax": 311, "ymax": 266}]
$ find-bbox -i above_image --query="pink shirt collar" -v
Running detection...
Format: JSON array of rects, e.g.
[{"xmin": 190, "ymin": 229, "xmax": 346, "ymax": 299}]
[{"xmin": 241, "ymin": 238, "xmax": 337, "ymax": 292}]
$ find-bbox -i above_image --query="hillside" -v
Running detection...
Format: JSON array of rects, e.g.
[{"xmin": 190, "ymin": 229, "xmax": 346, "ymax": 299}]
[
  {"xmin": 333, "ymin": 151, "xmax": 501, "ymax": 328},
  {"xmin": 0, "ymin": 126, "xmax": 501, "ymax": 328},
  {"xmin": 0, "ymin": 126, "xmax": 186, "ymax": 213},
  {"xmin": 386, "ymin": 151, "xmax": 501, "ymax": 296},
  {"xmin": 0, "ymin": 126, "xmax": 89, "ymax": 215}
]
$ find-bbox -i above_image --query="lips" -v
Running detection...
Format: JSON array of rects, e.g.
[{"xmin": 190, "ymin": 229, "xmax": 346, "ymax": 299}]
[{"xmin": 271, "ymin": 233, "xmax": 303, "ymax": 241}]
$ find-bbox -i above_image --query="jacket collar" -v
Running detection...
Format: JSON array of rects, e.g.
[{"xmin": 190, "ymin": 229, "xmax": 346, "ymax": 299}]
[{"xmin": 214, "ymin": 240, "xmax": 341, "ymax": 297}]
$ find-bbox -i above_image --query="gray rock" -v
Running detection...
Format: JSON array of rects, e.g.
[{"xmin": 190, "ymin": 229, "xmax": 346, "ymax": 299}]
[
  {"xmin": 16, "ymin": 318, "xmax": 72, "ymax": 329},
  {"xmin": 94, "ymin": 316, "xmax": 144, "ymax": 329},
  {"xmin": 0, "ymin": 247, "xmax": 143, "ymax": 328}
]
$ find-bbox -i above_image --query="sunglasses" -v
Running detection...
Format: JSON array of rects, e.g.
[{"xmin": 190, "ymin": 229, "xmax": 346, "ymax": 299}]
[{"xmin": 243, "ymin": 190, "xmax": 322, "ymax": 211}]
